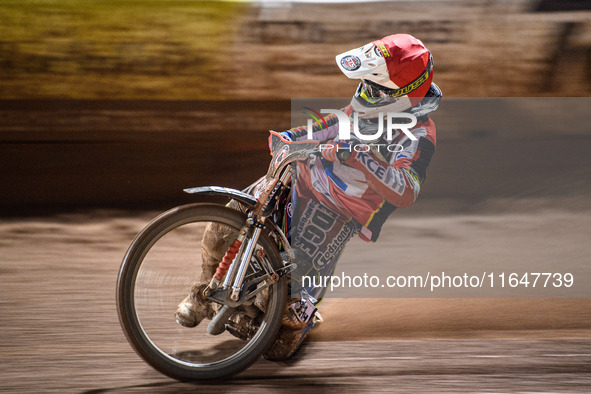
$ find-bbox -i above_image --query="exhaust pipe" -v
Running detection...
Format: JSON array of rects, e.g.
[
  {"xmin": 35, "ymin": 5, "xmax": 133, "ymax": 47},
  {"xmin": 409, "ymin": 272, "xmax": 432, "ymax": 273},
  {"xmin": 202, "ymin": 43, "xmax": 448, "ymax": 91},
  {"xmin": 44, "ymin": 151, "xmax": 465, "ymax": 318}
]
[{"xmin": 207, "ymin": 305, "xmax": 235, "ymax": 335}]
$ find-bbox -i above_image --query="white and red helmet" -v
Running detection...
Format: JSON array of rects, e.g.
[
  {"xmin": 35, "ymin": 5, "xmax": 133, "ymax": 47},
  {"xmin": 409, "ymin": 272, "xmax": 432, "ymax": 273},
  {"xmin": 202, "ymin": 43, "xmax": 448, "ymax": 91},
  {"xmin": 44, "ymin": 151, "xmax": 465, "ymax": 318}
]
[{"xmin": 336, "ymin": 34, "xmax": 434, "ymax": 118}]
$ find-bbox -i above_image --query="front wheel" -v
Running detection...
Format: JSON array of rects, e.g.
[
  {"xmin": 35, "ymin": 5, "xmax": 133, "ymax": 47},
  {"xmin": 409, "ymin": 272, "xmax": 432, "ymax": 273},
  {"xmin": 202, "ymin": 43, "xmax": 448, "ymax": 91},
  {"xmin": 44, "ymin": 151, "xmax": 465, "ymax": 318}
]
[{"xmin": 117, "ymin": 203, "xmax": 287, "ymax": 381}]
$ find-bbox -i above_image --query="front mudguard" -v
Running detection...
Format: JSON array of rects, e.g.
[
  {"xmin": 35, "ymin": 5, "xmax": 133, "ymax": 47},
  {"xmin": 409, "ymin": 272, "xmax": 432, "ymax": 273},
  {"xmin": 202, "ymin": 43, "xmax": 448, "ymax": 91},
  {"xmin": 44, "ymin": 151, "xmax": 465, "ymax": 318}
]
[{"xmin": 184, "ymin": 186, "xmax": 257, "ymax": 209}]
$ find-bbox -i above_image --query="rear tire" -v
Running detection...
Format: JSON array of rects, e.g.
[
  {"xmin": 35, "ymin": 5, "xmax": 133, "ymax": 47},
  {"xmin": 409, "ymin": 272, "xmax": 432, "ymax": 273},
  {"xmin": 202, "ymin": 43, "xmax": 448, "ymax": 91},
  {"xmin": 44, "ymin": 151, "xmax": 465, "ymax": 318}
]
[{"xmin": 117, "ymin": 203, "xmax": 287, "ymax": 381}]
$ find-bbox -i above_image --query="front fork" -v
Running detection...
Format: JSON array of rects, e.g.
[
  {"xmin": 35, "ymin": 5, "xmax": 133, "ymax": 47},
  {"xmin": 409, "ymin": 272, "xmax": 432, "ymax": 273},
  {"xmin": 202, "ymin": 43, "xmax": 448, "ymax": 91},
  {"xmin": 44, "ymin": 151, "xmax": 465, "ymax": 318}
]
[
  {"xmin": 204, "ymin": 168, "xmax": 293, "ymax": 303},
  {"xmin": 202, "ymin": 217, "xmax": 264, "ymax": 301},
  {"xmin": 228, "ymin": 225, "xmax": 262, "ymax": 301}
]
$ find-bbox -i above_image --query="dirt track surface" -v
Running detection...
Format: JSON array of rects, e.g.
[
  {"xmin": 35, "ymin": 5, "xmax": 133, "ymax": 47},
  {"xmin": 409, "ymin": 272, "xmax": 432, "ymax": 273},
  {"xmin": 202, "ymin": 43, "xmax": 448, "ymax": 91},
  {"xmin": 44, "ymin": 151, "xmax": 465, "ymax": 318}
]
[{"xmin": 1, "ymin": 209, "xmax": 590, "ymax": 392}]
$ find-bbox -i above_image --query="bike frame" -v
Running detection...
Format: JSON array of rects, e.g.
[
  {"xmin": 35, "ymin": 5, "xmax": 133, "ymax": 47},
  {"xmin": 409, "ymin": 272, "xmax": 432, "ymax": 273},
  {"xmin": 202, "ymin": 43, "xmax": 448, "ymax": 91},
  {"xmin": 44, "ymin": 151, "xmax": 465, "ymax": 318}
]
[{"xmin": 184, "ymin": 131, "xmax": 320, "ymax": 307}]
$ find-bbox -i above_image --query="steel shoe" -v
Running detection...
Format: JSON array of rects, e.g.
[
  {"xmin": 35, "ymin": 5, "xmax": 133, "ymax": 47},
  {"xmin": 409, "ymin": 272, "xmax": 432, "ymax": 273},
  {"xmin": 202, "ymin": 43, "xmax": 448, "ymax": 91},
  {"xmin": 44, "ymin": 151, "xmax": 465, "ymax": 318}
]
[{"xmin": 263, "ymin": 299, "xmax": 322, "ymax": 361}]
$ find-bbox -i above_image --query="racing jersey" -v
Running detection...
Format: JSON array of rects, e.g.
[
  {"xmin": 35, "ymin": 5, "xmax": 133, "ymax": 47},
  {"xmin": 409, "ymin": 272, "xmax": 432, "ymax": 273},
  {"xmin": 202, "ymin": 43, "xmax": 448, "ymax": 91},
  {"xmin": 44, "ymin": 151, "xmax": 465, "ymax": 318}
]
[{"xmin": 283, "ymin": 104, "xmax": 436, "ymax": 243}]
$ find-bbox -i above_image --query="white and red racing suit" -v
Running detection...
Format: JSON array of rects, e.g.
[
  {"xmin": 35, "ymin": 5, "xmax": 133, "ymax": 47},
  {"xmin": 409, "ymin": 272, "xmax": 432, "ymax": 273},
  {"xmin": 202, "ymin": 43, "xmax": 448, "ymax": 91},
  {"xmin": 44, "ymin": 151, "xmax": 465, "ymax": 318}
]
[
  {"xmin": 262, "ymin": 86, "xmax": 441, "ymax": 299},
  {"xmin": 284, "ymin": 105, "xmax": 436, "ymax": 243},
  {"xmin": 276, "ymin": 97, "xmax": 438, "ymax": 300}
]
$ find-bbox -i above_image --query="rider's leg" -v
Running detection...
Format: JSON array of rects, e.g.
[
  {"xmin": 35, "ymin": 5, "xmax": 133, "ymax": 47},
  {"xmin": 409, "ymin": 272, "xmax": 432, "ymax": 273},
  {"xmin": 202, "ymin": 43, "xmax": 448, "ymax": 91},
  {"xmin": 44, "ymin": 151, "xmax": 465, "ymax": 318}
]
[
  {"xmin": 175, "ymin": 180, "xmax": 261, "ymax": 328},
  {"xmin": 262, "ymin": 191, "xmax": 360, "ymax": 360},
  {"xmin": 175, "ymin": 199, "xmax": 249, "ymax": 327}
]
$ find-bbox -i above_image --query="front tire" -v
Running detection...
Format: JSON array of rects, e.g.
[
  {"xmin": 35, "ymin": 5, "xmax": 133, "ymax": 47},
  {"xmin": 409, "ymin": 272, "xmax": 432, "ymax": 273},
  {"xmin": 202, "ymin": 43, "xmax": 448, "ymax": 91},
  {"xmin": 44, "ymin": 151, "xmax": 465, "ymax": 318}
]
[{"xmin": 117, "ymin": 203, "xmax": 287, "ymax": 381}]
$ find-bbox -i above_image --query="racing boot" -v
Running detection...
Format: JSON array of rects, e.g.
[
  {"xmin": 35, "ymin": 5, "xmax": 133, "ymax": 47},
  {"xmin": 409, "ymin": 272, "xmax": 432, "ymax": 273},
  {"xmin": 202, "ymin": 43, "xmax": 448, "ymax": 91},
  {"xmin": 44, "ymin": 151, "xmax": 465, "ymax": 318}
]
[
  {"xmin": 175, "ymin": 283, "xmax": 214, "ymax": 327},
  {"xmin": 263, "ymin": 298, "xmax": 323, "ymax": 361}
]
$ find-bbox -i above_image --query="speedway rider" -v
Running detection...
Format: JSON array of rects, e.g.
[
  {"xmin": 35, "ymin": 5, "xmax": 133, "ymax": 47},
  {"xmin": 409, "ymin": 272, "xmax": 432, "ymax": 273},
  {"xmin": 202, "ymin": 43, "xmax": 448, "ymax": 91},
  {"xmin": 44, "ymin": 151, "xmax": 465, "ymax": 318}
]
[{"xmin": 175, "ymin": 34, "xmax": 442, "ymax": 361}]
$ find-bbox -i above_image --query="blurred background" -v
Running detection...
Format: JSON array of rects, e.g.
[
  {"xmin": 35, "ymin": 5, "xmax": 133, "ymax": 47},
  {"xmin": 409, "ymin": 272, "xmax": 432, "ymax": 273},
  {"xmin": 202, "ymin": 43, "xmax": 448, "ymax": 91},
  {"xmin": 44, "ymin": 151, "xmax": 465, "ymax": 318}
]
[
  {"xmin": 0, "ymin": 0, "xmax": 590, "ymax": 212},
  {"xmin": 1, "ymin": 2, "xmax": 591, "ymax": 391}
]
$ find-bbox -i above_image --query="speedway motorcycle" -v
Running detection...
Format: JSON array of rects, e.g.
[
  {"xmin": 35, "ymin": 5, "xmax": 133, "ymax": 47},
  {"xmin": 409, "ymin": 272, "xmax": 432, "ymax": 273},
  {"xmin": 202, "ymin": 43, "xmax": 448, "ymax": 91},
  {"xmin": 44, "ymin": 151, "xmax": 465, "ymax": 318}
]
[{"xmin": 117, "ymin": 131, "xmax": 321, "ymax": 380}]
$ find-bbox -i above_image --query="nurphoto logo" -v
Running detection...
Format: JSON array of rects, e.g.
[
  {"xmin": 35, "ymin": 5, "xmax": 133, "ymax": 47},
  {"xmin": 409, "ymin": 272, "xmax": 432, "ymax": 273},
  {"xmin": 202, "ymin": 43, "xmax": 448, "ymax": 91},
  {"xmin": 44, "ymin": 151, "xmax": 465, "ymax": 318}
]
[
  {"xmin": 306, "ymin": 109, "xmax": 418, "ymax": 141},
  {"xmin": 305, "ymin": 109, "xmax": 418, "ymax": 155}
]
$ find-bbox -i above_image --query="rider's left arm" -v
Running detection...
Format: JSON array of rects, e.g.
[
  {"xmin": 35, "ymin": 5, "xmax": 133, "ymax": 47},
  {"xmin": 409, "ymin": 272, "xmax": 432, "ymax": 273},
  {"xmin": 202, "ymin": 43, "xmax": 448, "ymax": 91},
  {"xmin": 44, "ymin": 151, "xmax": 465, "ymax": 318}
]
[
  {"xmin": 279, "ymin": 105, "xmax": 354, "ymax": 143},
  {"xmin": 343, "ymin": 152, "xmax": 420, "ymax": 208},
  {"xmin": 341, "ymin": 123, "xmax": 436, "ymax": 208}
]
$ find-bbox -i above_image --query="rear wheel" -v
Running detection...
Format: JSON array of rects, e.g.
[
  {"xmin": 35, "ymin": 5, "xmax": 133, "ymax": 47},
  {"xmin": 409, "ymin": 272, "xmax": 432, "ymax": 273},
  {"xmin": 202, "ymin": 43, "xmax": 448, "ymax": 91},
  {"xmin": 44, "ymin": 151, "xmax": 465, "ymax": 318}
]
[{"xmin": 117, "ymin": 203, "xmax": 287, "ymax": 381}]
